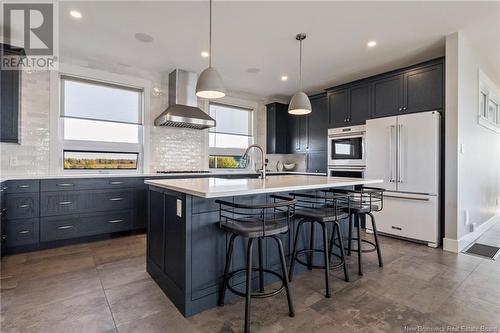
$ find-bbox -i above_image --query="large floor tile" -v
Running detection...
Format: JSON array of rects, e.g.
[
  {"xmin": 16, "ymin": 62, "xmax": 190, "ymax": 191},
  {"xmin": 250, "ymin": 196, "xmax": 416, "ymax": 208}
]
[
  {"xmin": 117, "ymin": 309, "xmax": 200, "ymax": 333},
  {"xmin": 97, "ymin": 256, "xmax": 148, "ymax": 289},
  {"xmin": 105, "ymin": 277, "xmax": 174, "ymax": 326},
  {"xmin": 2, "ymin": 290, "xmax": 115, "ymax": 333}
]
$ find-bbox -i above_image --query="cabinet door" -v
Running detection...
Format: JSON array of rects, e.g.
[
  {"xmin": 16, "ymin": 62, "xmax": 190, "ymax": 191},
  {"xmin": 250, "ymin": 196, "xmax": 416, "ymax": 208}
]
[
  {"xmin": 0, "ymin": 66, "xmax": 20, "ymax": 143},
  {"xmin": 328, "ymin": 89, "xmax": 348, "ymax": 128},
  {"xmin": 348, "ymin": 84, "xmax": 370, "ymax": 124},
  {"xmin": 286, "ymin": 114, "xmax": 299, "ymax": 153},
  {"xmin": 371, "ymin": 74, "xmax": 403, "ymax": 118},
  {"xmin": 299, "ymin": 116, "xmax": 308, "ymax": 151},
  {"xmin": 306, "ymin": 151, "xmax": 327, "ymax": 173},
  {"xmin": 266, "ymin": 103, "xmax": 289, "ymax": 154},
  {"xmin": 308, "ymin": 96, "xmax": 328, "ymax": 151},
  {"xmin": 404, "ymin": 64, "xmax": 443, "ymax": 113},
  {"xmin": 148, "ymin": 189, "xmax": 165, "ymax": 270}
]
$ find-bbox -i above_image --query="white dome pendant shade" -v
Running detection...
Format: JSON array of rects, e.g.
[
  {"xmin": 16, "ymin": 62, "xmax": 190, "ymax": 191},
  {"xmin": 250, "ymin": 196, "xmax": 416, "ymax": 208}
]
[
  {"xmin": 289, "ymin": 91, "xmax": 312, "ymax": 115},
  {"xmin": 289, "ymin": 33, "xmax": 311, "ymax": 115},
  {"xmin": 196, "ymin": 67, "xmax": 225, "ymax": 99},
  {"xmin": 196, "ymin": 0, "xmax": 226, "ymax": 99}
]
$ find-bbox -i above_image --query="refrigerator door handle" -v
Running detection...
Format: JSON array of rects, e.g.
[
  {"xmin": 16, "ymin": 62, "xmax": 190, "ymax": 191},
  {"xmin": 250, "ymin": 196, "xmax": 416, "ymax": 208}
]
[
  {"xmin": 397, "ymin": 124, "xmax": 403, "ymax": 183},
  {"xmin": 389, "ymin": 125, "xmax": 396, "ymax": 182}
]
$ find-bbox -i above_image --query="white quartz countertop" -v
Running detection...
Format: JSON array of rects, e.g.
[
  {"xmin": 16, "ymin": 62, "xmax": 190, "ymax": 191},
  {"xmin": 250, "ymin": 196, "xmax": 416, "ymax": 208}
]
[
  {"xmin": 0, "ymin": 170, "xmax": 326, "ymax": 182},
  {"xmin": 144, "ymin": 175, "xmax": 382, "ymax": 198}
]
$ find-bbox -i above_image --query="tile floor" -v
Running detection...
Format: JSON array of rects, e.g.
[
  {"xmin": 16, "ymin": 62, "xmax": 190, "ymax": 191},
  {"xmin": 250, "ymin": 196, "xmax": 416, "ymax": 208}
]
[{"xmin": 1, "ymin": 229, "xmax": 499, "ymax": 333}]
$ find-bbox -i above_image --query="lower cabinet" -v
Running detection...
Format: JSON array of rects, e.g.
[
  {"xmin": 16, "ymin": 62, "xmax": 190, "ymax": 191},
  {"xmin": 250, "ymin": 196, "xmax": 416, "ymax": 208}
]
[
  {"xmin": 5, "ymin": 218, "xmax": 39, "ymax": 247},
  {"xmin": 40, "ymin": 210, "xmax": 133, "ymax": 242}
]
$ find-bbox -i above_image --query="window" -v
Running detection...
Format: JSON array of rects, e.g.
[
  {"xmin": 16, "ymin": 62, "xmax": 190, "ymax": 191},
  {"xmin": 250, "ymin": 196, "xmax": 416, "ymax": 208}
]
[
  {"xmin": 60, "ymin": 76, "xmax": 143, "ymax": 171},
  {"xmin": 64, "ymin": 151, "xmax": 138, "ymax": 170},
  {"xmin": 208, "ymin": 102, "xmax": 253, "ymax": 169}
]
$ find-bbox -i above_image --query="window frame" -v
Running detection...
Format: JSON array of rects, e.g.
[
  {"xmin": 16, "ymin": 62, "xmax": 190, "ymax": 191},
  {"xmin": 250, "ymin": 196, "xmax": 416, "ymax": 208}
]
[
  {"xmin": 478, "ymin": 69, "xmax": 500, "ymax": 134},
  {"xmin": 50, "ymin": 64, "xmax": 151, "ymax": 175},
  {"xmin": 206, "ymin": 96, "xmax": 258, "ymax": 170}
]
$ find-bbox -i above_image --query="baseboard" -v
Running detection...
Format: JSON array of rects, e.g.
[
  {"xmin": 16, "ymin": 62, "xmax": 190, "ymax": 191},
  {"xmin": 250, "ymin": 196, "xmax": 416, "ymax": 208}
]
[{"xmin": 443, "ymin": 214, "xmax": 500, "ymax": 253}]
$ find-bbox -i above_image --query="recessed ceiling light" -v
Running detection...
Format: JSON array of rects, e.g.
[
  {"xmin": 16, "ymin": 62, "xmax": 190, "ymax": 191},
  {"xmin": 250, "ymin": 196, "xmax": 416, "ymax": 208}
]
[
  {"xmin": 247, "ymin": 68, "xmax": 260, "ymax": 74},
  {"xmin": 134, "ymin": 32, "xmax": 153, "ymax": 43},
  {"xmin": 367, "ymin": 40, "xmax": 377, "ymax": 48},
  {"xmin": 281, "ymin": 75, "xmax": 288, "ymax": 81},
  {"xmin": 69, "ymin": 10, "xmax": 82, "ymax": 19},
  {"xmin": 201, "ymin": 51, "xmax": 209, "ymax": 58}
]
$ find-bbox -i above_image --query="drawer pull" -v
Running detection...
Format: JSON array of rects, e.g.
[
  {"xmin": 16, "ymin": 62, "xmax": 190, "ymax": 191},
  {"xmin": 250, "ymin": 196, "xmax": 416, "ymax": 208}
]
[
  {"xmin": 18, "ymin": 185, "xmax": 30, "ymax": 189},
  {"xmin": 18, "ymin": 230, "xmax": 30, "ymax": 234},
  {"xmin": 18, "ymin": 204, "xmax": 30, "ymax": 208},
  {"xmin": 391, "ymin": 226, "xmax": 402, "ymax": 231},
  {"xmin": 57, "ymin": 225, "xmax": 74, "ymax": 230},
  {"xmin": 58, "ymin": 201, "xmax": 73, "ymax": 205},
  {"xmin": 109, "ymin": 197, "xmax": 123, "ymax": 201},
  {"xmin": 110, "ymin": 181, "xmax": 124, "ymax": 185},
  {"xmin": 57, "ymin": 183, "xmax": 74, "ymax": 187},
  {"xmin": 108, "ymin": 219, "xmax": 124, "ymax": 224}
]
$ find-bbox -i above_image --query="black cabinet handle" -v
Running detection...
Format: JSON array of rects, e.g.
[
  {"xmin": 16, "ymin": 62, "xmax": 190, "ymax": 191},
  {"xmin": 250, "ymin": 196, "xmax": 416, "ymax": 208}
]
[
  {"xmin": 18, "ymin": 230, "xmax": 30, "ymax": 234},
  {"xmin": 17, "ymin": 185, "xmax": 30, "ymax": 189},
  {"xmin": 109, "ymin": 197, "xmax": 124, "ymax": 201},
  {"xmin": 18, "ymin": 204, "xmax": 29, "ymax": 208},
  {"xmin": 110, "ymin": 181, "xmax": 124, "ymax": 185},
  {"xmin": 58, "ymin": 201, "xmax": 73, "ymax": 205},
  {"xmin": 108, "ymin": 219, "xmax": 124, "ymax": 224}
]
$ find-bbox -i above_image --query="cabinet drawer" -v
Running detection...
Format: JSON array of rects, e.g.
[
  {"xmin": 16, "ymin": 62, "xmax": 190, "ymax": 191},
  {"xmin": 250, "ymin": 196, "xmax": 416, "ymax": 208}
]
[
  {"xmin": 6, "ymin": 193, "xmax": 39, "ymax": 219},
  {"xmin": 6, "ymin": 218, "xmax": 39, "ymax": 247},
  {"xmin": 41, "ymin": 177, "xmax": 140, "ymax": 192},
  {"xmin": 5, "ymin": 180, "xmax": 39, "ymax": 194},
  {"xmin": 40, "ymin": 210, "xmax": 133, "ymax": 242},
  {"xmin": 41, "ymin": 190, "xmax": 133, "ymax": 217}
]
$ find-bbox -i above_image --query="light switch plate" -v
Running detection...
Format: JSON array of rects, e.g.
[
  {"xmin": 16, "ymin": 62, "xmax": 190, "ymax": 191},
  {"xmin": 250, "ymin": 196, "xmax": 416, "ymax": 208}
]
[{"xmin": 176, "ymin": 199, "xmax": 182, "ymax": 217}]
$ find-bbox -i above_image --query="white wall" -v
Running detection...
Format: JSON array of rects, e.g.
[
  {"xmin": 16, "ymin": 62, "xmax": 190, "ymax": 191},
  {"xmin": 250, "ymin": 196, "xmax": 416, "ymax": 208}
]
[
  {"xmin": 0, "ymin": 56, "xmax": 267, "ymax": 177},
  {"xmin": 444, "ymin": 32, "xmax": 500, "ymax": 252}
]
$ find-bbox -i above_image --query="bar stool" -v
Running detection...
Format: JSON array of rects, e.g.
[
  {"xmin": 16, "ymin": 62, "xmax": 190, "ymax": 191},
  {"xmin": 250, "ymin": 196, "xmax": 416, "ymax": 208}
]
[
  {"xmin": 288, "ymin": 191, "xmax": 350, "ymax": 298},
  {"xmin": 327, "ymin": 187, "xmax": 385, "ymax": 276},
  {"xmin": 217, "ymin": 195, "xmax": 296, "ymax": 333}
]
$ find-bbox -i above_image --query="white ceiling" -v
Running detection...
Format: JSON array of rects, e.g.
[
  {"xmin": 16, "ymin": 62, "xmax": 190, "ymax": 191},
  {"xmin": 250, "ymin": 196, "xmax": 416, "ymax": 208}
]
[{"xmin": 58, "ymin": 1, "xmax": 500, "ymax": 99}]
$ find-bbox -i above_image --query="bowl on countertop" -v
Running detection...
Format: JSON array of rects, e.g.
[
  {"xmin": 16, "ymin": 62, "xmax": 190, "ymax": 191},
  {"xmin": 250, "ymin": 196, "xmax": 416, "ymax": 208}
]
[{"xmin": 283, "ymin": 163, "xmax": 296, "ymax": 170}]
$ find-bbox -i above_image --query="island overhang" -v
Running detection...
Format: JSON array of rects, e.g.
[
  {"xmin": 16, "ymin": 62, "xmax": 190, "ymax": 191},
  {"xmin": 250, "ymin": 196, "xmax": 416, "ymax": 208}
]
[{"xmin": 144, "ymin": 175, "xmax": 383, "ymax": 198}]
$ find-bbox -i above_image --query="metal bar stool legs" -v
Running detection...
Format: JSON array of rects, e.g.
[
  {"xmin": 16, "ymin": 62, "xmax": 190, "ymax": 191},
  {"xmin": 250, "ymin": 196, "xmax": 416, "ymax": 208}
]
[
  {"xmin": 219, "ymin": 234, "xmax": 236, "ymax": 306},
  {"xmin": 328, "ymin": 222, "xmax": 350, "ymax": 282},
  {"xmin": 367, "ymin": 212, "xmax": 383, "ymax": 268},
  {"xmin": 244, "ymin": 238, "xmax": 254, "ymax": 333},
  {"xmin": 273, "ymin": 235, "xmax": 295, "ymax": 318}
]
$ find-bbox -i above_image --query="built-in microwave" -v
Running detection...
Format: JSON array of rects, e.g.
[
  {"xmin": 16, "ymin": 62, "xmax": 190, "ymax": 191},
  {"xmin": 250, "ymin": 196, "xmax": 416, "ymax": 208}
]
[{"xmin": 327, "ymin": 125, "xmax": 366, "ymax": 167}]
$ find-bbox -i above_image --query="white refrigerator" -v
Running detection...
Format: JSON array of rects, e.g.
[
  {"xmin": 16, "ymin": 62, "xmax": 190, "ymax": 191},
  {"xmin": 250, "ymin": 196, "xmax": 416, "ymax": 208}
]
[{"xmin": 366, "ymin": 111, "xmax": 440, "ymax": 247}]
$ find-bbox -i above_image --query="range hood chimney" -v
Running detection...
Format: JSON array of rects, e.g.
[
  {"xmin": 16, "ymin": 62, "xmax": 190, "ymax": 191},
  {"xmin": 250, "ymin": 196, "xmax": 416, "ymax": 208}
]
[{"xmin": 154, "ymin": 69, "xmax": 216, "ymax": 129}]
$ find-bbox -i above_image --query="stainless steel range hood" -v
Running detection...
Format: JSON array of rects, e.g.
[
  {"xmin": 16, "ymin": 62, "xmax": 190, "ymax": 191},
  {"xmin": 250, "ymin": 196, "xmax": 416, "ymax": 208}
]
[{"xmin": 154, "ymin": 69, "xmax": 216, "ymax": 129}]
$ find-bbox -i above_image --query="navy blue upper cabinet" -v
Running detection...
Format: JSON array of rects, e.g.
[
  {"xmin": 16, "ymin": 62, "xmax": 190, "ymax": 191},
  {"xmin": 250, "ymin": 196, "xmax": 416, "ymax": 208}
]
[
  {"xmin": 0, "ymin": 45, "xmax": 24, "ymax": 143},
  {"xmin": 266, "ymin": 103, "xmax": 289, "ymax": 154},
  {"xmin": 403, "ymin": 63, "xmax": 443, "ymax": 113},
  {"xmin": 371, "ymin": 73, "xmax": 404, "ymax": 118},
  {"xmin": 308, "ymin": 94, "xmax": 328, "ymax": 151},
  {"xmin": 348, "ymin": 84, "xmax": 371, "ymax": 124},
  {"xmin": 328, "ymin": 89, "xmax": 349, "ymax": 128}
]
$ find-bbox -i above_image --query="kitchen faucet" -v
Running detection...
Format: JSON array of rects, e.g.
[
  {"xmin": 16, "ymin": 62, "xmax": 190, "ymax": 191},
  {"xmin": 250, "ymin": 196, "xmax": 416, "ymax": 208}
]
[{"xmin": 241, "ymin": 144, "xmax": 267, "ymax": 179}]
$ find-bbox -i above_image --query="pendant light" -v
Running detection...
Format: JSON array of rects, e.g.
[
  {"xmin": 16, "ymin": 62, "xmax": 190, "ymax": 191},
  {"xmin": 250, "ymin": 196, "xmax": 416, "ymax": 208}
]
[
  {"xmin": 196, "ymin": 0, "xmax": 226, "ymax": 99},
  {"xmin": 288, "ymin": 33, "xmax": 311, "ymax": 115}
]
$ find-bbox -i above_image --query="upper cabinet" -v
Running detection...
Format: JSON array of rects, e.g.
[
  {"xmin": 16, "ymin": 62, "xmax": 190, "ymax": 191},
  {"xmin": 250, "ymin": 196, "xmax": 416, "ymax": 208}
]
[
  {"xmin": 371, "ymin": 74, "xmax": 404, "ymax": 118},
  {"xmin": 266, "ymin": 103, "xmax": 289, "ymax": 154},
  {"xmin": 328, "ymin": 83, "xmax": 371, "ymax": 128},
  {"xmin": 0, "ymin": 44, "xmax": 25, "ymax": 143},
  {"xmin": 403, "ymin": 63, "xmax": 443, "ymax": 114},
  {"xmin": 307, "ymin": 93, "xmax": 328, "ymax": 152},
  {"xmin": 372, "ymin": 61, "xmax": 444, "ymax": 118}
]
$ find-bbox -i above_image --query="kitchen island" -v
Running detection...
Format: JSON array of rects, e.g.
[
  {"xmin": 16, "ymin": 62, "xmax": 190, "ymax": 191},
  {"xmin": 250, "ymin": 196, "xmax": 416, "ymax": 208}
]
[{"xmin": 144, "ymin": 175, "xmax": 381, "ymax": 317}]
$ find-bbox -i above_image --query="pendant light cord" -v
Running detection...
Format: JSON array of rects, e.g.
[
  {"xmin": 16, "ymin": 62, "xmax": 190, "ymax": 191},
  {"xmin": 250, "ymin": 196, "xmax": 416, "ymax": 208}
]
[
  {"xmin": 209, "ymin": 0, "xmax": 212, "ymax": 68},
  {"xmin": 299, "ymin": 38, "xmax": 302, "ymax": 90}
]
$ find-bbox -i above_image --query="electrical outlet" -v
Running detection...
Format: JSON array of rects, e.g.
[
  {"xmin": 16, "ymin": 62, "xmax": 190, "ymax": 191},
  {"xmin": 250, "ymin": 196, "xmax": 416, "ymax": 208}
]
[
  {"xmin": 9, "ymin": 157, "xmax": 18, "ymax": 166},
  {"xmin": 176, "ymin": 199, "xmax": 182, "ymax": 218},
  {"xmin": 469, "ymin": 223, "xmax": 476, "ymax": 232},
  {"xmin": 460, "ymin": 144, "xmax": 465, "ymax": 154}
]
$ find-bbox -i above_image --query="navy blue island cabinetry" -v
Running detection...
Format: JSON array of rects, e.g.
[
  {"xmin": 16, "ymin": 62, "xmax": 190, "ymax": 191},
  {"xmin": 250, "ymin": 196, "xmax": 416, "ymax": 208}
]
[{"xmin": 145, "ymin": 175, "xmax": 381, "ymax": 317}]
